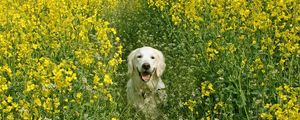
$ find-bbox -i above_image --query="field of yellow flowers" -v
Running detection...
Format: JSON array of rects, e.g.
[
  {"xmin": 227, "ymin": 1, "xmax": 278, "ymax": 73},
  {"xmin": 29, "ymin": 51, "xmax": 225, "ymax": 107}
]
[
  {"xmin": 0, "ymin": 0, "xmax": 122, "ymax": 119},
  {"xmin": 1, "ymin": 0, "xmax": 299, "ymax": 119}
]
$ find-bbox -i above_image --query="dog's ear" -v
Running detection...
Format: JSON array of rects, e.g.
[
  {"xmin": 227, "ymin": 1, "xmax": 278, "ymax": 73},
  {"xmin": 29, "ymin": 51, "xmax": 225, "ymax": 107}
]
[
  {"xmin": 155, "ymin": 50, "xmax": 166, "ymax": 77},
  {"xmin": 128, "ymin": 49, "xmax": 137, "ymax": 76}
]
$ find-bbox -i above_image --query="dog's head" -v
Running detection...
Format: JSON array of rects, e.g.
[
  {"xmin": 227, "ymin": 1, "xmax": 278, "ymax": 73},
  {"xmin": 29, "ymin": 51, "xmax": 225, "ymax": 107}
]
[{"xmin": 128, "ymin": 47, "xmax": 165, "ymax": 82}]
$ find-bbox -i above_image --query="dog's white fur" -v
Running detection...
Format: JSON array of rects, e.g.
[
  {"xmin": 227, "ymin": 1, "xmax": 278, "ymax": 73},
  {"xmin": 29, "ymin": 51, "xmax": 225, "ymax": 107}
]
[{"xmin": 127, "ymin": 47, "xmax": 166, "ymax": 118}]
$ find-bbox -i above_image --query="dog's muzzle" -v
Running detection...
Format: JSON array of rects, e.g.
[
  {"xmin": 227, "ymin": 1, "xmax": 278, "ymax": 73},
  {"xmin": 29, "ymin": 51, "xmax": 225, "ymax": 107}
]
[
  {"xmin": 139, "ymin": 71, "xmax": 151, "ymax": 82},
  {"xmin": 138, "ymin": 67, "xmax": 156, "ymax": 82}
]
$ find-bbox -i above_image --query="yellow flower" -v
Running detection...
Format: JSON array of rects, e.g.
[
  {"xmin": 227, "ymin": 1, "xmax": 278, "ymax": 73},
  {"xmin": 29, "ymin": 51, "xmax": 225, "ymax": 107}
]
[
  {"xmin": 7, "ymin": 113, "xmax": 14, "ymax": 120},
  {"xmin": 241, "ymin": 59, "xmax": 247, "ymax": 68},
  {"xmin": 184, "ymin": 99, "xmax": 196, "ymax": 112},
  {"xmin": 43, "ymin": 98, "xmax": 53, "ymax": 112},
  {"xmin": 239, "ymin": 35, "xmax": 245, "ymax": 41},
  {"xmin": 20, "ymin": 111, "xmax": 30, "ymax": 120},
  {"xmin": 2, "ymin": 65, "xmax": 12, "ymax": 78},
  {"xmin": 53, "ymin": 97, "xmax": 60, "ymax": 109},
  {"xmin": 264, "ymin": 103, "xmax": 271, "ymax": 109},
  {"xmin": 34, "ymin": 98, "xmax": 42, "ymax": 107},
  {"xmin": 252, "ymin": 39, "xmax": 257, "ymax": 45},
  {"xmin": 93, "ymin": 75, "xmax": 100, "ymax": 85},
  {"xmin": 201, "ymin": 81, "xmax": 215, "ymax": 97},
  {"xmin": 260, "ymin": 113, "xmax": 273, "ymax": 120},
  {"xmin": 7, "ymin": 96, "xmax": 13, "ymax": 103},
  {"xmin": 207, "ymin": 83, "xmax": 214, "ymax": 91},
  {"xmin": 111, "ymin": 28, "xmax": 117, "ymax": 35},
  {"xmin": 104, "ymin": 74, "xmax": 113, "ymax": 85},
  {"xmin": 264, "ymin": 85, "xmax": 300, "ymax": 119},
  {"xmin": 106, "ymin": 93, "xmax": 113, "ymax": 102},
  {"xmin": 11, "ymin": 102, "xmax": 18, "ymax": 108},
  {"xmin": 108, "ymin": 59, "xmax": 117, "ymax": 68},
  {"xmin": 116, "ymin": 37, "xmax": 120, "ymax": 42},
  {"xmin": 0, "ymin": 84, "xmax": 8, "ymax": 92},
  {"xmin": 25, "ymin": 81, "xmax": 36, "ymax": 92},
  {"xmin": 76, "ymin": 92, "xmax": 82, "ymax": 99},
  {"xmin": 3, "ymin": 105, "xmax": 13, "ymax": 113}
]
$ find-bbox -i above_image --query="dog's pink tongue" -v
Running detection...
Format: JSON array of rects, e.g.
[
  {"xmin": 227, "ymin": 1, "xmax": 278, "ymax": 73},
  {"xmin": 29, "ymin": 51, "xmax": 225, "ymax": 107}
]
[{"xmin": 141, "ymin": 73, "xmax": 151, "ymax": 81}]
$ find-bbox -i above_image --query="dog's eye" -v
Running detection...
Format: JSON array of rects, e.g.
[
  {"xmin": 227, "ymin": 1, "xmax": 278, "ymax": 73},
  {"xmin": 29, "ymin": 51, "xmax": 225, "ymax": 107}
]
[
  {"xmin": 137, "ymin": 55, "xmax": 142, "ymax": 58},
  {"xmin": 151, "ymin": 56, "xmax": 155, "ymax": 59}
]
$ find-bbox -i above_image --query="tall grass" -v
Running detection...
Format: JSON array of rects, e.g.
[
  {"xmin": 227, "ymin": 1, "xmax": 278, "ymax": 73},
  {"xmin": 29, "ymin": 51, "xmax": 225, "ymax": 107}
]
[{"xmin": 0, "ymin": 0, "xmax": 299, "ymax": 119}]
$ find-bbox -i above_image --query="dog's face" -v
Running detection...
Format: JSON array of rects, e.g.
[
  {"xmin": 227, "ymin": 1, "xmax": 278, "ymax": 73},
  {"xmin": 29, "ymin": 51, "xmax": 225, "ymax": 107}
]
[{"xmin": 128, "ymin": 47, "xmax": 165, "ymax": 82}]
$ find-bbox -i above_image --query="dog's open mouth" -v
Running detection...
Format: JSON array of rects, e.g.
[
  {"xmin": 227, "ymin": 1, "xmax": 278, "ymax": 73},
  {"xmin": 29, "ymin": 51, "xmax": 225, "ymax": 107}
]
[{"xmin": 139, "ymin": 71, "xmax": 152, "ymax": 82}]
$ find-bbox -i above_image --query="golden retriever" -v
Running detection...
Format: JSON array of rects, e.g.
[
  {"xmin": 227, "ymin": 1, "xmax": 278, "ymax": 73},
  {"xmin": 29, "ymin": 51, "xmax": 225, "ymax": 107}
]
[{"xmin": 126, "ymin": 46, "xmax": 167, "ymax": 119}]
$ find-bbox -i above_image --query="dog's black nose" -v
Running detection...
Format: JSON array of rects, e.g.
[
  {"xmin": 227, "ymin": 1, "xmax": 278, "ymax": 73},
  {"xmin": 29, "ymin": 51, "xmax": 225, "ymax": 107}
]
[{"xmin": 142, "ymin": 63, "xmax": 150, "ymax": 70}]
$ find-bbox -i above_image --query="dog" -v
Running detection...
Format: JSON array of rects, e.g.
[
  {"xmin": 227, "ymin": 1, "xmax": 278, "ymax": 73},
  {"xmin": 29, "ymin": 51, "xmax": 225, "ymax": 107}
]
[{"xmin": 126, "ymin": 46, "xmax": 167, "ymax": 119}]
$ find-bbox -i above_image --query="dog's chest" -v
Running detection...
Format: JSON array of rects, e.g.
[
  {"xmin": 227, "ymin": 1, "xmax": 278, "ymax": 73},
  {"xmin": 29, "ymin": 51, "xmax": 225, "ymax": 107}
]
[
  {"xmin": 140, "ymin": 89, "xmax": 154, "ymax": 100},
  {"xmin": 137, "ymin": 87, "xmax": 166, "ymax": 104},
  {"xmin": 138, "ymin": 86, "xmax": 153, "ymax": 98}
]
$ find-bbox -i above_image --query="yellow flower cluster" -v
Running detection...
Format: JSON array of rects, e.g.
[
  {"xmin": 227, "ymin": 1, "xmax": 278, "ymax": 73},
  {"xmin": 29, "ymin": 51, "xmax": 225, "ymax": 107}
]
[
  {"xmin": 183, "ymin": 99, "xmax": 197, "ymax": 112},
  {"xmin": 52, "ymin": 60, "xmax": 77, "ymax": 90},
  {"xmin": 200, "ymin": 81, "xmax": 215, "ymax": 97},
  {"xmin": 206, "ymin": 40, "xmax": 219, "ymax": 62},
  {"xmin": 213, "ymin": 101, "xmax": 225, "ymax": 116},
  {"xmin": 0, "ymin": 65, "xmax": 11, "ymax": 93},
  {"xmin": 148, "ymin": 0, "xmax": 299, "ymax": 62},
  {"xmin": 261, "ymin": 85, "xmax": 300, "ymax": 120},
  {"xmin": 149, "ymin": 0, "xmax": 203, "ymax": 26},
  {"xmin": 183, "ymin": 81, "xmax": 216, "ymax": 117},
  {"xmin": 0, "ymin": 0, "xmax": 121, "ymax": 119},
  {"xmin": 148, "ymin": 0, "xmax": 299, "ymax": 119},
  {"xmin": 250, "ymin": 57, "xmax": 265, "ymax": 74},
  {"xmin": 148, "ymin": 0, "xmax": 169, "ymax": 11}
]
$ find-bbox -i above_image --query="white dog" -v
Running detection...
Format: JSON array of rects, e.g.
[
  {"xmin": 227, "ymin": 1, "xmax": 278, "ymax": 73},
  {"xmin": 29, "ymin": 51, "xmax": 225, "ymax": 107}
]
[{"xmin": 126, "ymin": 47, "xmax": 167, "ymax": 119}]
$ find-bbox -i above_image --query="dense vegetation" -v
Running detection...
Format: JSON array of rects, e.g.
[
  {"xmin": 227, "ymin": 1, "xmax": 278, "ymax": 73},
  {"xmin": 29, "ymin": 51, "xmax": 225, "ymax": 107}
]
[{"xmin": 0, "ymin": 0, "xmax": 299, "ymax": 119}]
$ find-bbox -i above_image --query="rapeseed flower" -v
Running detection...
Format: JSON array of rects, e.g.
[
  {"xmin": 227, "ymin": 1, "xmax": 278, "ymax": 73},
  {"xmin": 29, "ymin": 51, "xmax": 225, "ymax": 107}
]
[
  {"xmin": 261, "ymin": 85, "xmax": 300, "ymax": 120},
  {"xmin": 201, "ymin": 81, "xmax": 215, "ymax": 97},
  {"xmin": 148, "ymin": 1, "xmax": 299, "ymax": 119},
  {"xmin": 0, "ymin": 0, "xmax": 122, "ymax": 118},
  {"xmin": 104, "ymin": 74, "xmax": 113, "ymax": 85},
  {"xmin": 183, "ymin": 99, "xmax": 196, "ymax": 112}
]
